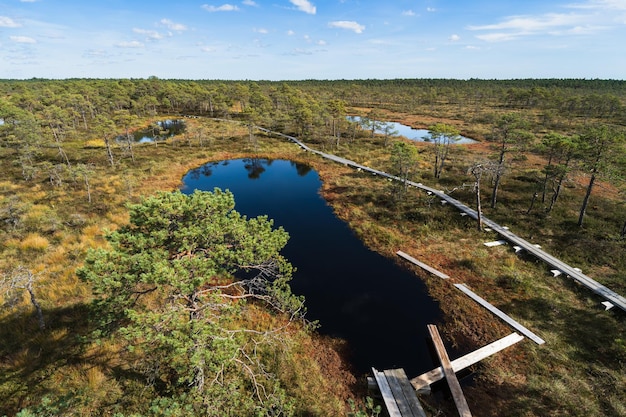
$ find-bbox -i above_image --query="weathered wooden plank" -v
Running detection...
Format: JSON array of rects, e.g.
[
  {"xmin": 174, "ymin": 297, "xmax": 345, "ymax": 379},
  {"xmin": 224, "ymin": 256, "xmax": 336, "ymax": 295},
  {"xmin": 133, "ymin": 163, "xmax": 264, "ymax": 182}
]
[
  {"xmin": 484, "ymin": 240, "xmax": 507, "ymax": 247},
  {"xmin": 372, "ymin": 368, "xmax": 403, "ymax": 417},
  {"xmin": 454, "ymin": 284, "xmax": 546, "ymax": 345},
  {"xmin": 397, "ymin": 250, "xmax": 450, "ymax": 279},
  {"xmin": 386, "ymin": 368, "xmax": 428, "ymax": 417},
  {"xmin": 411, "ymin": 332, "xmax": 524, "ymax": 392},
  {"xmin": 428, "ymin": 325, "xmax": 473, "ymax": 417},
  {"xmin": 384, "ymin": 369, "xmax": 414, "ymax": 417}
]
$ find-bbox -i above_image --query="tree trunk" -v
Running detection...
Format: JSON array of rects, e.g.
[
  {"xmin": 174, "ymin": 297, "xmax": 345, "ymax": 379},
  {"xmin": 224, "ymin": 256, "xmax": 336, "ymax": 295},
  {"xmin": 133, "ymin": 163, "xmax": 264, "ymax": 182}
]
[
  {"xmin": 104, "ymin": 137, "xmax": 115, "ymax": 167},
  {"xmin": 490, "ymin": 171, "xmax": 502, "ymax": 209},
  {"xmin": 490, "ymin": 150, "xmax": 506, "ymax": 209},
  {"xmin": 577, "ymin": 172, "xmax": 596, "ymax": 227},
  {"xmin": 125, "ymin": 129, "xmax": 135, "ymax": 162},
  {"xmin": 620, "ymin": 220, "xmax": 626, "ymax": 239},
  {"xmin": 50, "ymin": 126, "xmax": 71, "ymax": 167},
  {"xmin": 84, "ymin": 174, "xmax": 92, "ymax": 204},
  {"xmin": 26, "ymin": 282, "xmax": 45, "ymax": 331},
  {"xmin": 527, "ymin": 192, "xmax": 538, "ymax": 214},
  {"xmin": 548, "ymin": 156, "xmax": 571, "ymax": 213},
  {"xmin": 541, "ymin": 155, "xmax": 553, "ymax": 203},
  {"xmin": 475, "ymin": 180, "xmax": 483, "ymax": 231},
  {"xmin": 438, "ymin": 143, "xmax": 449, "ymax": 179}
]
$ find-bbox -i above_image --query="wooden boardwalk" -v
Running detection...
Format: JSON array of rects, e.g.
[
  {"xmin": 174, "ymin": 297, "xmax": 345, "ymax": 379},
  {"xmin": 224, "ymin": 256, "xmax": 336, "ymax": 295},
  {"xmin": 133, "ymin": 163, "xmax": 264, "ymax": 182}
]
[
  {"xmin": 428, "ymin": 325, "xmax": 473, "ymax": 417},
  {"xmin": 257, "ymin": 126, "xmax": 626, "ymax": 314},
  {"xmin": 372, "ymin": 368, "xmax": 428, "ymax": 417},
  {"xmin": 411, "ymin": 332, "xmax": 524, "ymax": 393},
  {"xmin": 396, "ymin": 250, "xmax": 450, "ymax": 279},
  {"xmin": 454, "ymin": 284, "xmax": 545, "ymax": 344}
]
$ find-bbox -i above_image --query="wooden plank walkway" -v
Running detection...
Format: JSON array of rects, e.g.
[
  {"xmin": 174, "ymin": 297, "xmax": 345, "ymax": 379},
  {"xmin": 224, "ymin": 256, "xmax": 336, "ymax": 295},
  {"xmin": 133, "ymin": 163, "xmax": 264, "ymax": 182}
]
[
  {"xmin": 454, "ymin": 284, "xmax": 545, "ymax": 345},
  {"xmin": 397, "ymin": 250, "xmax": 450, "ymax": 279},
  {"xmin": 428, "ymin": 325, "xmax": 473, "ymax": 417},
  {"xmin": 372, "ymin": 368, "xmax": 428, "ymax": 417},
  {"xmin": 256, "ymin": 125, "xmax": 626, "ymax": 314},
  {"xmin": 411, "ymin": 332, "xmax": 524, "ymax": 393}
]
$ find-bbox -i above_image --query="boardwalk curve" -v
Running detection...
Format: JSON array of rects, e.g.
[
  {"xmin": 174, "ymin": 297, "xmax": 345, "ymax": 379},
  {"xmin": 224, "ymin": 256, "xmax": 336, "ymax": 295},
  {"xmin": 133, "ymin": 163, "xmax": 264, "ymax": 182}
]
[{"xmin": 256, "ymin": 125, "xmax": 626, "ymax": 313}]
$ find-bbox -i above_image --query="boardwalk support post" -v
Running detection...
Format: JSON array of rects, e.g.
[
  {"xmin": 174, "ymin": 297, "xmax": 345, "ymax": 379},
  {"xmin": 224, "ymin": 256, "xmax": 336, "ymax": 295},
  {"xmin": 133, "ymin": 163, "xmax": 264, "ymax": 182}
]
[{"xmin": 427, "ymin": 324, "xmax": 473, "ymax": 417}]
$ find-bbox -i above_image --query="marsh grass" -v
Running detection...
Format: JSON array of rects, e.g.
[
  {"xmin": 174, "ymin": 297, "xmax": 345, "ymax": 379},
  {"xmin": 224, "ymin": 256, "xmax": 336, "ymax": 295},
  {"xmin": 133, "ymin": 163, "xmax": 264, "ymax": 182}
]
[
  {"xmin": 0, "ymin": 119, "xmax": 357, "ymax": 416},
  {"xmin": 1, "ymin": 113, "xmax": 625, "ymax": 416},
  {"xmin": 305, "ymin": 120, "xmax": 626, "ymax": 416}
]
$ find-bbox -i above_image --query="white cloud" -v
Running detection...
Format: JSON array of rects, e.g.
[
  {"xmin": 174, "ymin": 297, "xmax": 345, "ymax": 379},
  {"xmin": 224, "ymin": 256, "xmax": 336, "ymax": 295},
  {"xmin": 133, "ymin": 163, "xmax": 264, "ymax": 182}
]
[
  {"xmin": 133, "ymin": 28, "xmax": 164, "ymax": 40},
  {"xmin": 467, "ymin": 12, "xmax": 600, "ymax": 42},
  {"xmin": 449, "ymin": 34, "xmax": 461, "ymax": 41},
  {"xmin": 116, "ymin": 40, "xmax": 144, "ymax": 48},
  {"xmin": 0, "ymin": 16, "xmax": 21, "ymax": 28},
  {"xmin": 426, "ymin": 7, "xmax": 436, "ymax": 12},
  {"xmin": 254, "ymin": 28, "xmax": 269, "ymax": 34},
  {"xmin": 328, "ymin": 20, "xmax": 365, "ymax": 34},
  {"xmin": 287, "ymin": 30, "xmax": 295, "ymax": 36},
  {"xmin": 317, "ymin": 39, "xmax": 326, "ymax": 45},
  {"xmin": 285, "ymin": 48, "xmax": 314, "ymax": 56},
  {"xmin": 568, "ymin": 0, "xmax": 626, "ymax": 10},
  {"xmin": 469, "ymin": 13, "xmax": 585, "ymax": 32},
  {"xmin": 562, "ymin": 24, "xmax": 607, "ymax": 34},
  {"xmin": 242, "ymin": 0, "xmax": 258, "ymax": 6},
  {"xmin": 474, "ymin": 32, "xmax": 521, "ymax": 42},
  {"xmin": 160, "ymin": 19, "xmax": 187, "ymax": 31},
  {"xmin": 402, "ymin": 10, "xmax": 416, "ymax": 16},
  {"xmin": 84, "ymin": 49, "xmax": 108, "ymax": 58},
  {"xmin": 290, "ymin": 0, "xmax": 316, "ymax": 15},
  {"xmin": 20, "ymin": 0, "xmax": 38, "ymax": 2},
  {"xmin": 10, "ymin": 35, "xmax": 36, "ymax": 43},
  {"xmin": 202, "ymin": 4, "xmax": 240, "ymax": 12},
  {"xmin": 201, "ymin": 46, "xmax": 217, "ymax": 52}
]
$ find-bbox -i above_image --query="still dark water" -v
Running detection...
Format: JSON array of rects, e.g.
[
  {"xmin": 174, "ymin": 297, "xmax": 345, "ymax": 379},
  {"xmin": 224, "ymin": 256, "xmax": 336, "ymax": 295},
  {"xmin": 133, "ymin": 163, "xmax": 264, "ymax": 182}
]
[
  {"xmin": 117, "ymin": 119, "xmax": 186, "ymax": 143},
  {"xmin": 181, "ymin": 158, "xmax": 441, "ymax": 377},
  {"xmin": 347, "ymin": 116, "xmax": 476, "ymax": 144}
]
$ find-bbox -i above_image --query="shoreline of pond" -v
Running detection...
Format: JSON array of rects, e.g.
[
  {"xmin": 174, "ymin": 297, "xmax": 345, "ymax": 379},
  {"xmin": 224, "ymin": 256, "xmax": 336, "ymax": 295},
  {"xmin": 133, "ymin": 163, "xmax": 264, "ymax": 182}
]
[{"xmin": 180, "ymin": 157, "xmax": 445, "ymax": 378}]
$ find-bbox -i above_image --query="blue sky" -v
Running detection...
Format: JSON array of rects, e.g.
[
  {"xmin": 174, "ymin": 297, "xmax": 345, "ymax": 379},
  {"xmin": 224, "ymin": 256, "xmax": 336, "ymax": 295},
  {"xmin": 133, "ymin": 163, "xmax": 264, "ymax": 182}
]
[{"xmin": 1, "ymin": 0, "xmax": 625, "ymax": 80}]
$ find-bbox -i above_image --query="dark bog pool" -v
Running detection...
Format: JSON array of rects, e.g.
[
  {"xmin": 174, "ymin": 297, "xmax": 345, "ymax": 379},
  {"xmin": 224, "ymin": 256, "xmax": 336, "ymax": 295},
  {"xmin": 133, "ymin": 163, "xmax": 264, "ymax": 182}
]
[{"xmin": 181, "ymin": 158, "xmax": 442, "ymax": 377}]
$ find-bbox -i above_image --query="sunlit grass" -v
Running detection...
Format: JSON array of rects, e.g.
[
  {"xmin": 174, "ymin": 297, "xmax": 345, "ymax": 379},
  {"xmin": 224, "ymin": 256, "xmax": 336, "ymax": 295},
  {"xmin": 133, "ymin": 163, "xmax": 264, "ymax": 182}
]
[
  {"xmin": 19, "ymin": 233, "xmax": 50, "ymax": 252},
  {"xmin": 1, "ymin": 109, "xmax": 625, "ymax": 416}
]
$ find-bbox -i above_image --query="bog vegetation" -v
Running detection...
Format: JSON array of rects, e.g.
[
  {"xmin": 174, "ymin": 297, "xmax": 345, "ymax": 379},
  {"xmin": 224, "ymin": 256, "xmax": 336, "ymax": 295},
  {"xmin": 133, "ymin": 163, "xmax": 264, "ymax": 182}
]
[{"xmin": 0, "ymin": 78, "xmax": 625, "ymax": 416}]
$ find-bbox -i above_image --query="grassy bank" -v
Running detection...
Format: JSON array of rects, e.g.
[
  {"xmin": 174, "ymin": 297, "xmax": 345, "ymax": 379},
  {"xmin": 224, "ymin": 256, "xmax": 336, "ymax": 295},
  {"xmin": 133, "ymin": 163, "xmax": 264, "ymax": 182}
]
[
  {"xmin": 0, "ymin": 118, "xmax": 358, "ymax": 416},
  {"xmin": 1, "ymin": 114, "xmax": 625, "ymax": 416},
  {"xmin": 306, "ymin": 113, "xmax": 626, "ymax": 416}
]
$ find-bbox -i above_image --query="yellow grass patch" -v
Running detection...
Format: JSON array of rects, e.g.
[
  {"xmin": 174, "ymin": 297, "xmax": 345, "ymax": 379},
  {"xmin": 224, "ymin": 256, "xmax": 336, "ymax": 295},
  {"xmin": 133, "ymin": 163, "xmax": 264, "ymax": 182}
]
[
  {"xmin": 19, "ymin": 233, "xmax": 49, "ymax": 252},
  {"xmin": 0, "ymin": 181, "xmax": 20, "ymax": 192},
  {"xmin": 83, "ymin": 139, "xmax": 104, "ymax": 148},
  {"xmin": 3, "ymin": 238, "xmax": 20, "ymax": 250},
  {"xmin": 43, "ymin": 246, "xmax": 67, "ymax": 266},
  {"xmin": 85, "ymin": 366, "xmax": 108, "ymax": 390}
]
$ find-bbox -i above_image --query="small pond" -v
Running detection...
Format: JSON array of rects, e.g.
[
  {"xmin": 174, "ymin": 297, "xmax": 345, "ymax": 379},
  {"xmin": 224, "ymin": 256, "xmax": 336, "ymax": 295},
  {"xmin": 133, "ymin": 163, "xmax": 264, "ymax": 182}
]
[
  {"xmin": 117, "ymin": 119, "xmax": 185, "ymax": 143},
  {"xmin": 182, "ymin": 158, "xmax": 444, "ymax": 378},
  {"xmin": 348, "ymin": 116, "xmax": 476, "ymax": 144}
]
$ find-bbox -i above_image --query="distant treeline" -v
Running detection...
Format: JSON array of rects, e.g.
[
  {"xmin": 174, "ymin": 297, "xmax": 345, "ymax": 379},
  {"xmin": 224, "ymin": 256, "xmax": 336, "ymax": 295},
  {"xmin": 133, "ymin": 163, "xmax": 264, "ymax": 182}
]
[{"xmin": 1, "ymin": 77, "xmax": 625, "ymax": 122}]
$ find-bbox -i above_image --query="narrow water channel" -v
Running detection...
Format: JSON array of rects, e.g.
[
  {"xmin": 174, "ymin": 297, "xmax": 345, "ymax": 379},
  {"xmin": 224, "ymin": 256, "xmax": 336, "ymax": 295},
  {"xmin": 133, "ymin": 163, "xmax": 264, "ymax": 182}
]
[
  {"xmin": 181, "ymin": 158, "xmax": 442, "ymax": 377},
  {"xmin": 347, "ymin": 116, "xmax": 476, "ymax": 144}
]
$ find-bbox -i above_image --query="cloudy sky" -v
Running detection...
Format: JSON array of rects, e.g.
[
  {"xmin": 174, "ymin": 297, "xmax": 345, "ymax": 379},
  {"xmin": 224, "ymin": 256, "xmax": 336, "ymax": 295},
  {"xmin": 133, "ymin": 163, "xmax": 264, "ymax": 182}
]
[{"xmin": 1, "ymin": 0, "xmax": 625, "ymax": 80}]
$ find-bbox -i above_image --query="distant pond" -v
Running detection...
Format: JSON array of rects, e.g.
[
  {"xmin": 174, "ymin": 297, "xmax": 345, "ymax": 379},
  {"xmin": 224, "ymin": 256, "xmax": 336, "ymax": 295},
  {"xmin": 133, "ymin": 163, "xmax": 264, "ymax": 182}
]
[
  {"xmin": 181, "ymin": 158, "xmax": 443, "ymax": 377},
  {"xmin": 117, "ymin": 119, "xmax": 185, "ymax": 143},
  {"xmin": 348, "ymin": 116, "xmax": 476, "ymax": 144}
]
